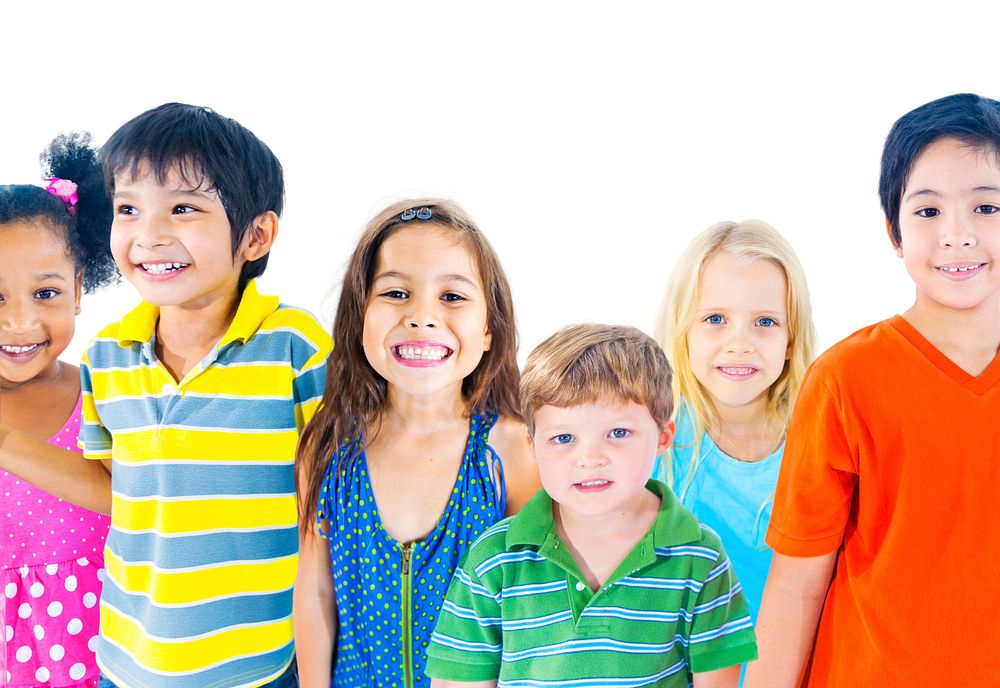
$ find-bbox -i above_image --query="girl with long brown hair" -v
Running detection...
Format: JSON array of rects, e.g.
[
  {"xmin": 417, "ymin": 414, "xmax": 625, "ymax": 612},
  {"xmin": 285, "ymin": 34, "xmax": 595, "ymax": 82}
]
[{"xmin": 293, "ymin": 199, "xmax": 539, "ymax": 688}]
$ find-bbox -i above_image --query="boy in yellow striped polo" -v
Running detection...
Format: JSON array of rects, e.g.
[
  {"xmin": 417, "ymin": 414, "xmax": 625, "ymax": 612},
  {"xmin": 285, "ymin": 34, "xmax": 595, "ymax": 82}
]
[
  {"xmin": 427, "ymin": 324, "xmax": 756, "ymax": 688},
  {"xmin": 79, "ymin": 103, "xmax": 330, "ymax": 688}
]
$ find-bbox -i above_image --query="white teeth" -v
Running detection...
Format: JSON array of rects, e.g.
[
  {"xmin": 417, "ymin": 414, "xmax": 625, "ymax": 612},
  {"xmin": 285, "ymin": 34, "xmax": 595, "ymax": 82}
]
[
  {"xmin": 720, "ymin": 366, "xmax": 755, "ymax": 375},
  {"xmin": 1, "ymin": 344, "xmax": 40, "ymax": 354},
  {"xmin": 941, "ymin": 264, "xmax": 984, "ymax": 273},
  {"xmin": 579, "ymin": 479, "xmax": 609, "ymax": 487},
  {"xmin": 395, "ymin": 344, "xmax": 449, "ymax": 361},
  {"xmin": 141, "ymin": 262, "xmax": 188, "ymax": 274}
]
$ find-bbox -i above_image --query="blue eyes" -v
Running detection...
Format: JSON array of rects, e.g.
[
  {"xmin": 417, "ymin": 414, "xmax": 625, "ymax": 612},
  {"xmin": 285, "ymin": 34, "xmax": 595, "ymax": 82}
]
[
  {"xmin": 976, "ymin": 204, "xmax": 998, "ymax": 214},
  {"xmin": 704, "ymin": 314, "xmax": 779, "ymax": 328},
  {"xmin": 35, "ymin": 289, "xmax": 60, "ymax": 300},
  {"xmin": 549, "ymin": 429, "xmax": 629, "ymax": 444}
]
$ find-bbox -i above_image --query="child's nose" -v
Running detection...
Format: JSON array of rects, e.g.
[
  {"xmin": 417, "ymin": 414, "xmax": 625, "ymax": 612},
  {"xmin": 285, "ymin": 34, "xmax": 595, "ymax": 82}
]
[
  {"xmin": 724, "ymin": 325, "xmax": 755, "ymax": 354},
  {"xmin": 405, "ymin": 295, "xmax": 439, "ymax": 328},
  {"xmin": 938, "ymin": 217, "xmax": 977, "ymax": 248},
  {"xmin": 134, "ymin": 216, "xmax": 172, "ymax": 249},
  {"xmin": 0, "ymin": 298, "xmax": 41, "ymax": 332},
  {"xmin": 575, "ymin": 445, "xmax": 610, "ymax": 468}
]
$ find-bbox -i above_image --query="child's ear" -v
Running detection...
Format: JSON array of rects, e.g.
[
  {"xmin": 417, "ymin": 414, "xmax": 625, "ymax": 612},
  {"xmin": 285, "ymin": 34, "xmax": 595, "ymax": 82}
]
[
  {"xmin": 74, "ymin": 271, "xmax": 83, "ymax": 316},
  {"xmin": 240, "ymin": 211, "xmax": 279, "ymax": 262},
  {"xmin": 657, "ymin": 420, "xmax": 676, "ymax": 454},
  {"xmin": 483, "ymin": 328, "xmax": 492, "ymax": 352},
  {"xmin": 886, "ymin": 217, "xmax": 903, "ymax": 256}
]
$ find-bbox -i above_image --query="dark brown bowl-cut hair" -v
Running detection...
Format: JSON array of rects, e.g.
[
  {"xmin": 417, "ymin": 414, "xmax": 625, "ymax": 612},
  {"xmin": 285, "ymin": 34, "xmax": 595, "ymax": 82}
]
[{"xmin": 297, "ymin": 199, "xmax": 521, "ymax": 529}]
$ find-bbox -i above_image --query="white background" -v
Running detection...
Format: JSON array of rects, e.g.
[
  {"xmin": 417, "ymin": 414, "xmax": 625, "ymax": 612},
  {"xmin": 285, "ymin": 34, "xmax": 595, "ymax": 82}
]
[{"xmin": 3, "ymin": 2, "xmax": 998, "ymax": 365}]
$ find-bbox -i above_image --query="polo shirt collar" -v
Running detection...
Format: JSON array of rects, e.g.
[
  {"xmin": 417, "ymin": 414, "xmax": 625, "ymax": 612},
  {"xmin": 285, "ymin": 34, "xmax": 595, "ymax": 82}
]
[
  {"xmin": 507, "ymin": 479, "xmax": 702, "ymax": 550},
  {"xmin": 116, "ymin": 280, "xmax": 280, "ymax": 347}
]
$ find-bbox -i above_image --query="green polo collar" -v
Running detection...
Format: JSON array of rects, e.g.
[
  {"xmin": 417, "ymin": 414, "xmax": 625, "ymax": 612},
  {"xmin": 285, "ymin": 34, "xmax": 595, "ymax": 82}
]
[{"xmin": 507, "ymin": 479, "xmax": 702, "ymax": 550}]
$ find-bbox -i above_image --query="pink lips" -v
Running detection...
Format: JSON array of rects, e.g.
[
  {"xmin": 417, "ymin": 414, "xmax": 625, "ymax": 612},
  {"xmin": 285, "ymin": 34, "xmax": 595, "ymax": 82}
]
[
  {"xmin": 717, "ymin": 366, "xmax": 758, "ymax": 381},
  {"xmin": 0, "ymin": 343, "xmax": 46, "ymax": 364},
  {"xmin": 136, "ymin": 262, "xmax": 190, "ymax": 282},
  {"xmin": 573, "ymin": 478, "xmax": 613, "ymax": 493},
  {"xmin": 391, "ymin": 340, "xmax": 454, "ymax": 368},
  {"xmin": 936, "ymin": 262, "xmax": 986, "ymax": 281}
]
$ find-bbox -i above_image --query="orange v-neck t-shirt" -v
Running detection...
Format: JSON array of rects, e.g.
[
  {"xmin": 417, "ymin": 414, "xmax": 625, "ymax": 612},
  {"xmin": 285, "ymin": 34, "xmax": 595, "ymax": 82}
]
[{"xmin": 767, "ymin": 316, "xmax": 1000, "ymax": 686}]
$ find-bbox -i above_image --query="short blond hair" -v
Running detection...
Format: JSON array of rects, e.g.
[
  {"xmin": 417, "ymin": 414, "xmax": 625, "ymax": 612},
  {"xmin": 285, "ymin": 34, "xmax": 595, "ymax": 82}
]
[{"xmin": 520, "ymin": 324, "xmax": 674, "ymax": 435}]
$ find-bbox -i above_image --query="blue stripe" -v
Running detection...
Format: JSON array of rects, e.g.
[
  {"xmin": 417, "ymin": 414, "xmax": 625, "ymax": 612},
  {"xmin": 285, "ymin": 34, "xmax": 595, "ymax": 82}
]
[
  {"xmin": 581, "ymin": 605, "xmax": 692, "ymax": 623},
  {"xmin": 108, "ymin": 528, "xmax": 297, "ymax": 569},
  {"xmin": 501, "ymin": 609, "xmax": 573, "ymax": 631},
  {"xmin": 655, "ymin": 545, "xmax": 719, "ymax": 561},
  {"xmin": 429, "ymin": 631, "xmax": 501, "ymax": 654},
  {"xmin": 503, "ymin": 580, "xmax": 568, "ymax": 598},
  {"xmin": 692, "ymin": 582, "xmax": 743, "ymax": 614},
  {"xmin": 689, "ymin": 615, "xmax": 754, "ymax": 644},
  {"xmin": 100, "ymin": 586, "xmax": 293, "ymax": 638},
  {"xmin": 97, "ymin": 634, "xmax": 294, "ymax": 688},
  {"xmin": 498, "ymin": 659, "xmax": 687, "ymax": 687},
  {"xmin": 503, "ymin": 636, "xmax": 685, "ymax": 662},
  {"xmin": 617, "ymin": 576, "xmax": 703, "ymax": 592},
  {"xmin": 114, "ymin": 462, "xmax": 294, "ymax": 499},
  {"xmin": 441, "ymin": 600, "xmax": 501, "ymax": 626},
  {"xmin": 475, "ymin": 550, "xmax": 546, "ymax": 577},
  {"xmin": 95, "ymin": 396, "xmax": 297, "ymax": 432}
]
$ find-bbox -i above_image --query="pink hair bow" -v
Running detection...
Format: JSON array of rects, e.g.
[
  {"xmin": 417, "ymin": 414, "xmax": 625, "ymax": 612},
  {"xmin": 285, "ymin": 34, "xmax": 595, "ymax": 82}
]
[{"xmin": 44, "ymin": 177, "xmax": 79, "ymax": 215}]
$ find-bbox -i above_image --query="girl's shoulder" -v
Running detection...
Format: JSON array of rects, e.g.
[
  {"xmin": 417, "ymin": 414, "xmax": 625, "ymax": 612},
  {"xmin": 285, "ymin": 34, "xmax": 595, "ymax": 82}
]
[{"xmin": 487, "ymin": 415, "xmax": 540, "ymax": 515}]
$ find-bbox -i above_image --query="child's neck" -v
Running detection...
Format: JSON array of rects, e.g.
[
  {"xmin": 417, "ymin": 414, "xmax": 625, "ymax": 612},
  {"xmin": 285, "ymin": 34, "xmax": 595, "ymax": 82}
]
[
  {"xmin": 382, "ymin": 384, "xmax": 468, "ymax": 433},
  {"xmin": 155, "ymin": 293, "xmax": 241, "ymax": 382},
  {"xmin": 903, "ymin": 298, "xmax": 1000, "ymax": 377},
  {"xmin": 710, "ymin": 401, "xmax": 783, "ymax": 463},
  {"xmin": 0, "ymin": 361, "xmax": 80, "ymax": 441},
  {"xmin": 553, "ymin": 489, "xmax": 660, "ymax": 592}
]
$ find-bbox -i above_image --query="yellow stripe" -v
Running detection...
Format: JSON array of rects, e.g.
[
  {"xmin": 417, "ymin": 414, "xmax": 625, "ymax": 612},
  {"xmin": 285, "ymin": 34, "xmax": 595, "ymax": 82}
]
[
  {"xmin": 89, "ymin": 365, "xmax": 297, "ymax": 399},
  {"xmin": 103, "ymin": 550, "xmax": 296, "ymax": 603},
  {"xmin": 112, "ymin": 494, "xmax": 296, "ymax": 534},
  {"xmin": 265, "ymin": 308, "xmax": 331, "ymax": 346},
  {"xmin": 111, "ymin": 428, "xmax": 298, "ymax": 463},
  {"xmin": 100, "ymin": 601, "xmax": 293, "ymax": 673}
]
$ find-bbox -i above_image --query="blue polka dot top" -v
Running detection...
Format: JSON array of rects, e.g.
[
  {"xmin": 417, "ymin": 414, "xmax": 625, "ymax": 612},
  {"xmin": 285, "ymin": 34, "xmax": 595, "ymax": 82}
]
[{"xmin": 317, "ymin": 413, "xmax": 506, "ymax": 688}]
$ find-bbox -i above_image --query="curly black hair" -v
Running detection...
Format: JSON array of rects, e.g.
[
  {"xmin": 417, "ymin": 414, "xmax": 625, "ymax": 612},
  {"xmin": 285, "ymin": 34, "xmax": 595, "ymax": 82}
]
[{"xmin": 0, "ymin": 132, "xmax": 117, "ymax": 292}]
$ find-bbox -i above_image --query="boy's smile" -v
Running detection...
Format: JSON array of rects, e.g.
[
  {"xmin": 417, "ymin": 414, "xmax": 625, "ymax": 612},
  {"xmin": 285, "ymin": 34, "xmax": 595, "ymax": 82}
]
[
  {"xmin": 111, "ymin": 164, "xmax": 242, "ymax": 313},
  {"xmin": 897, "ymin": 136, "xmax": 1000, "ymax": 319},
  {"xmin": 531, "ymin": 399, "xmax": 673, "ymax": 525}
]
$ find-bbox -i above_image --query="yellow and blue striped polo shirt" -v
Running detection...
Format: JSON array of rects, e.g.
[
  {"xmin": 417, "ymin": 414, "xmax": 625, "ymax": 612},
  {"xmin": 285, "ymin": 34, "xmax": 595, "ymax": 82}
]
[{"xmin": 79, "ymin": 281, "xmax": 331, "ymax": 688}]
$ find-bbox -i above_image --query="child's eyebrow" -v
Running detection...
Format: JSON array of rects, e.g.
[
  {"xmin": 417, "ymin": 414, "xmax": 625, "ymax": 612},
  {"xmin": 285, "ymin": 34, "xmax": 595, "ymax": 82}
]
[
  {"xmin": 34, "ymin": 273, "xmax": 69, "ymax": 281},
  {"xmin": 905, "ymin": 185, "xmax": 1000, "ymax": 202},
  {"xmin": 373, "ymin": 271, "xmax": 479, "ymax": 288}
]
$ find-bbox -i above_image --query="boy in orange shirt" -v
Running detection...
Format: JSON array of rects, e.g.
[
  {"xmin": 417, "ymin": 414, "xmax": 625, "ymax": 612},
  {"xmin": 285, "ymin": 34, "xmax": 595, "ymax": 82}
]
[{"xmin": 745, "ymin": 93, "xmax": 1000, "ymax": 687}]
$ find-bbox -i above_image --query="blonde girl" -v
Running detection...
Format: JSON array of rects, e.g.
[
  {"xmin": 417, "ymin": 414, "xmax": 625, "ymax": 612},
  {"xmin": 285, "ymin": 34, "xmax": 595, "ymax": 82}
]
[
  {"xmin": 652, "ymin": 220, "xmax": 815, "ymax": 621},
  {"xmin": 294, "ymin": 200, "xmax": 539, "ymax": 688}
]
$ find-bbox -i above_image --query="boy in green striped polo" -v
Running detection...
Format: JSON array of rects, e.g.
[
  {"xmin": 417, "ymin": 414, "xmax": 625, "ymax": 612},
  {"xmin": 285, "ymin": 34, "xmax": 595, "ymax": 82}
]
[{"xmin": 427, "ymin": 324, "xmax": 756, "ymax": 687}]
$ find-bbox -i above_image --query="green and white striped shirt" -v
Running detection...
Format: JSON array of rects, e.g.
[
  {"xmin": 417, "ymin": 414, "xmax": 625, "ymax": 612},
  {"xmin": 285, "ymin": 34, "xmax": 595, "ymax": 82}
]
[{"xmin": 426, "ymin": 480, "xmax": 757, "ymax": 687}]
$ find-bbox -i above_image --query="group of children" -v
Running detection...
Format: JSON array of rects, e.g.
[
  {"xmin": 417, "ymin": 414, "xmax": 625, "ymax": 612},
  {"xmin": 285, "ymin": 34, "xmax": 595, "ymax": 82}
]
[{"xmin": 0, "ymin": 92, "xmax": 997, "ymax": 688}]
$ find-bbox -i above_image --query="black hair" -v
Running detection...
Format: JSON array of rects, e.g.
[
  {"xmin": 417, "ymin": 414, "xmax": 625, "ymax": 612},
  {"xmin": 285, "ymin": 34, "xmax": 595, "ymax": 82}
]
[
  {"xmin": 99, "ymin": 103, "xmax": 284, "ymax": 289},
  {"xmin": 879, "ymin": 93, "xmax": 1000, "ymax": 246},
  {"xmin": 0, "ymin": 133, "xmax": 117, "ymax": 292}
]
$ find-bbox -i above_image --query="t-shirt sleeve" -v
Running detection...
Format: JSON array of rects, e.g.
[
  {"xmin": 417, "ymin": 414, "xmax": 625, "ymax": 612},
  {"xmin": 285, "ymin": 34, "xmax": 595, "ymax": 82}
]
[
  {"xmin": 766, "ymin": 363, "xmax": 858, "ymax": 556},
  {"xmin": 425, "ymin": 548, "xmax": 503, "ymax": 682},
  {"xmin": 78, "ymin": 348, "xmax": 112, "ymax": 461},
  {"xmin": 686, "ymin": 541, "xmax": 758, "ymax": 673},
  {"xmin": 291, "ymin": 323, "xmax": 331, "ymax": 431}
]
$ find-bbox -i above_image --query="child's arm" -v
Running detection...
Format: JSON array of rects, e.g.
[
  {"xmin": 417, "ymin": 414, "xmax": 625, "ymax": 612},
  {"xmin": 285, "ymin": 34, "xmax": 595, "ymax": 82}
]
[
  {"xmin": 693, "ymin": 665, "xmax": 741, "ymax": 688},
  {"xmin": 0, "ymin": 422, "xmax": 112, "ymax": 514},
  {"xmin": 431, "ymin": 679, "xmax": 497, "ymax": 688},
  {"xmin": 742, "ymin": 551, "xmax": 837, "ymax": 688},
  {"xmin": 293, "ymin": 524, "xmax": 336, "ymax": 688}
]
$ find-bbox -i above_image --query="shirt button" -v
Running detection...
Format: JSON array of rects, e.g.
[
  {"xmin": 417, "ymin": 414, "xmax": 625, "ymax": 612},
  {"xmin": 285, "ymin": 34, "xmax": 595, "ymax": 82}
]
[{"xmin": 575, "ymin": 581, "xmax": 586, "ymax": 591}]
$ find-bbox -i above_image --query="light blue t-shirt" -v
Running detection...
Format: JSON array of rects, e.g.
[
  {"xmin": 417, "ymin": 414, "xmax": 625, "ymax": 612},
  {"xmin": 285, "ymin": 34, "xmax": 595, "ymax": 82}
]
[{"xmin": 651, "ymin": 401, "xmax": 781, "ymax": 622}]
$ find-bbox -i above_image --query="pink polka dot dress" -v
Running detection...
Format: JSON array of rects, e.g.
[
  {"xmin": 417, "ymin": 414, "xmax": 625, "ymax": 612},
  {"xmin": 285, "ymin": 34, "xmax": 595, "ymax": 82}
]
[{"xmin": 1, "ymin": 398, "xmax": 108, "ymax": 687}]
